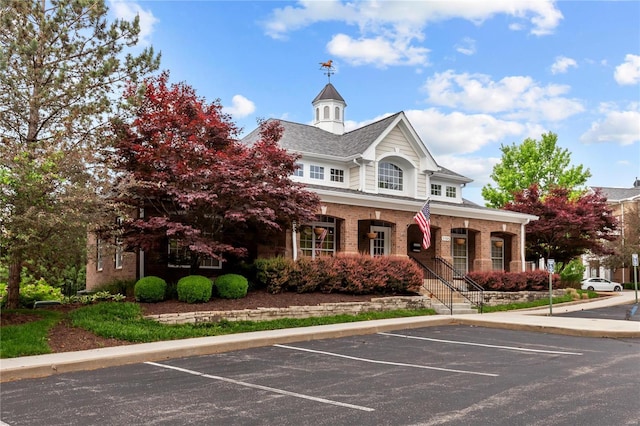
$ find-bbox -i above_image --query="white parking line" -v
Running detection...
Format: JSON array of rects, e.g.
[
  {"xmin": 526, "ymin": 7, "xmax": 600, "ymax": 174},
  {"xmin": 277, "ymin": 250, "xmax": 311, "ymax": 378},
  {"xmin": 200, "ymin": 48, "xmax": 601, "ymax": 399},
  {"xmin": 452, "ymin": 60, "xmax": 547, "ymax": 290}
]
[
  {"xmin": 144, "ymin": 361, "xmax": 374, "ymax": 412},
  {"xmin": 274, "ymin": 344, "xmax": 499, "ymax": 377},
  {"xmin": 378, "ymin": 332, "xmax": 584, "ymax": 355}
]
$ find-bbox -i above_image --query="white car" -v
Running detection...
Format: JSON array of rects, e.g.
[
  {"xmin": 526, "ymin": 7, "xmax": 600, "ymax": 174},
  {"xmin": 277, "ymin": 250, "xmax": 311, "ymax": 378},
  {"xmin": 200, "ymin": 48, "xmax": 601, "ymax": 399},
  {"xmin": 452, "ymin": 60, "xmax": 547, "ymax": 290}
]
[{"xmin": 580, "ymin": 277, "xmax": 623, "ymax": 292}]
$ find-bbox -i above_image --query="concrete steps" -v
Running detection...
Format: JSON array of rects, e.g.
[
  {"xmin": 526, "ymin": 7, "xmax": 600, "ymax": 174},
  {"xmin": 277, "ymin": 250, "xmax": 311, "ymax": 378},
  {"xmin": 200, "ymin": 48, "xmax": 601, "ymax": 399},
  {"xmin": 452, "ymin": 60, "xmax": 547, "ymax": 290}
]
[{"xmin": 421, "ymin": 280, "xmax": 478, "ymax": 315}]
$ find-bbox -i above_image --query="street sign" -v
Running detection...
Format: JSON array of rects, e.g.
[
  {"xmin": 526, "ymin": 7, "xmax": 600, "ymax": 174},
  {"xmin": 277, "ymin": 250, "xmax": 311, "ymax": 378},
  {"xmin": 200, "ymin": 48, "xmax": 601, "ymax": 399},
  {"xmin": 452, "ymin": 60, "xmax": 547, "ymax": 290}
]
[
  {"xmin": 547, "ymin": 259, "xmax": 555, "ymax": 273},
  {"xmin": 632, "ymin": 253, "xmax": 638, "ymax": 267}
]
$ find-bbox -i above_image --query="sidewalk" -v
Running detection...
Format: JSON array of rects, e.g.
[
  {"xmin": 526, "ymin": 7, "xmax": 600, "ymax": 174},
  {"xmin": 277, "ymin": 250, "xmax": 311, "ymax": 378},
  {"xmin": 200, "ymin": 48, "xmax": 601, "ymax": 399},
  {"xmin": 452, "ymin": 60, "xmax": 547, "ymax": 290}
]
[{"xmin": 1, "ymin": 291, "xmax": 638, "ymax": 383}]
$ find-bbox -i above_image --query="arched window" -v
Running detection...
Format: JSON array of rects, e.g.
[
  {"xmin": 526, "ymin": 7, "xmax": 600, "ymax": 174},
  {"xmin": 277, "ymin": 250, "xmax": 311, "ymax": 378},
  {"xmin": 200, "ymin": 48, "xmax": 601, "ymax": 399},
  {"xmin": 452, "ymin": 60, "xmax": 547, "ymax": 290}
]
[
  {"xmin": 378, "ymin": 162, "xmax": 403, "ymax": 191},
  {"xmin": 315, "ymin": 108, "xmax": 319, "ymax": 121},
  {"xmin": 335, "ymin": 106, "xmax": 340, "ymax": 120},
  {"xmin": 323, "ymin": 106, "xmax": 330, "ymax": 119}
]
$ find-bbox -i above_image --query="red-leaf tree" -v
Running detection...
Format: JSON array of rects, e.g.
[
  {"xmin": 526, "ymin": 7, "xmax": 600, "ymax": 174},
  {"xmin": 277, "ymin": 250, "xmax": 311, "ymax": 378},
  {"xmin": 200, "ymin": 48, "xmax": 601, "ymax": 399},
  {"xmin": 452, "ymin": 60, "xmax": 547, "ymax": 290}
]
[
  {"xmin": 504, "ymin": 184, "xmax": 618, "ymax": 264},
  {"xmin": 110, "ymin": 72, "xmax": 319, "ymax": 271}
]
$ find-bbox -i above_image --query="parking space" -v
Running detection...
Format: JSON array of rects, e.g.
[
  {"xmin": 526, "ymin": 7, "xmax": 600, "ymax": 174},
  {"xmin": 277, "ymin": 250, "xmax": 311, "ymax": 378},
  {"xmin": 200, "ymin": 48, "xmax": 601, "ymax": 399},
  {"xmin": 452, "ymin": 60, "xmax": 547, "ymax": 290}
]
[
  {"xmin": 556, "ymin": 302, "xmax": 640, "ymax": 321},
  {"xmin": 2, "ymin": 326, "xmax": 639, "ymax": 425}
]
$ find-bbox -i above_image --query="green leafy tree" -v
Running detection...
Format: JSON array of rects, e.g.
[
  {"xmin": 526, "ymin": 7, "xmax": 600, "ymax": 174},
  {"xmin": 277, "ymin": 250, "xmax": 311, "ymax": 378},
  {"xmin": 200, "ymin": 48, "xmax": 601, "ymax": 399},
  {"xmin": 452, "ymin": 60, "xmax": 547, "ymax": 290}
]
[
  {"xmin": 0, "ymin": 0, "xmax": 160, "ymax": 308},
  {"xmin": 482, "ymin": 132, "xmax": 591, "ymax": 208}
]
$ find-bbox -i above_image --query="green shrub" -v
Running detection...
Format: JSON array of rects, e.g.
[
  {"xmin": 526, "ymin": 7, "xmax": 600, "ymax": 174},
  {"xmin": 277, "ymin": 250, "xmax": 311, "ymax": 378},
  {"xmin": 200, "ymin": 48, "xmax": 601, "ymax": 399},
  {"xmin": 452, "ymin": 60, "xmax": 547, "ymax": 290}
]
[
  {"xmin": 177, "ymin": 275, "xmax": 213, "ymax": 303},
  {"xmin": 214, "ymin": 274, "xmax": 249, "ymax": 299},
  {"xmin": 19, "ymin": 279, "xmax": 64, "ymax": 308},
  {"xmin": 134, "ymin": 276, "xmax": 167, "ymax": 303},
  {"xmin": 254, "ymin": 257, "xmax": 295, "ymax": 294},
  {"xmin": 0, "ymin": 283, "xmax": 6, "ymax": 308},
  {"xmin": 558, "ymin": 259, "xmax": 585, "ymax": 288},
  {"xmin": 95, "ymin": 279, "xmax": 137, "ymax": 298}
]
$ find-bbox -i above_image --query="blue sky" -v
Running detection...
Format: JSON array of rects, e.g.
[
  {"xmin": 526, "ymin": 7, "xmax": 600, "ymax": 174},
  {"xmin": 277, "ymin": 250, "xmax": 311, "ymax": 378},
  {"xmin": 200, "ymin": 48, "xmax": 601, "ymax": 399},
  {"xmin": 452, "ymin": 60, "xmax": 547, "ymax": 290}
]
[{"xmin": 110, "ymin": 0, "xmax": 640, "ymax": 205}]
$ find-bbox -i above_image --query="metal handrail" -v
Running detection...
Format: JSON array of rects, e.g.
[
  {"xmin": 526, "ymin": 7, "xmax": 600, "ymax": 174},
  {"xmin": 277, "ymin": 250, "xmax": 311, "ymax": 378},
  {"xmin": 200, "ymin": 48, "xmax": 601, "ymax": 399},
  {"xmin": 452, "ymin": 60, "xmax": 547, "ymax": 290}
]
[
  {"xmin": 433, "ymin": 257, "xmax": 484, "ymax": 313},
  {"xmin": 411, "ymin": 257, "xmax": 456, "ymax": 315}
]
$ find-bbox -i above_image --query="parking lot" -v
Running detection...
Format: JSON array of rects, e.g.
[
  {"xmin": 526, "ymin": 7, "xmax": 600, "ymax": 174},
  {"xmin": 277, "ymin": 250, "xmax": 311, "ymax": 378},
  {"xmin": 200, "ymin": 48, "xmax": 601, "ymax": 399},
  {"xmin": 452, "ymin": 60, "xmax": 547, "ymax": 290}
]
[{"xmin": 2, "ymin": 325, "xmax": 639, "ymax": 425}]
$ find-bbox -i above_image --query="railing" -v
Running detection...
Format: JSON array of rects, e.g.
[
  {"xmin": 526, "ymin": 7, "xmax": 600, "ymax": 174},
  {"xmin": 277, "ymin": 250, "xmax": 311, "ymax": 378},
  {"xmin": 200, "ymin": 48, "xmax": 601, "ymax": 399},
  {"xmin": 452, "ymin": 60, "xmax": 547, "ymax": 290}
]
[
  {"xmin": 433, "ymin": 257, "xmax": 484, "ymax": 313},
  {"xmin": 411, "ymin": 256, "xmax": 484, "ymax": 314}
]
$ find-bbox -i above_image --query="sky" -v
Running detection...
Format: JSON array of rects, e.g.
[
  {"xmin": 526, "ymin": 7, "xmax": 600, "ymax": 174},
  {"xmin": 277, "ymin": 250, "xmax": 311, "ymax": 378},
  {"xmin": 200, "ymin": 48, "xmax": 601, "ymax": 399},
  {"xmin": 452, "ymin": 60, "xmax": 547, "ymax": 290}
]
[{"xmin": 109, "ymin": 0, "xmax": 640, "ymax": 205}]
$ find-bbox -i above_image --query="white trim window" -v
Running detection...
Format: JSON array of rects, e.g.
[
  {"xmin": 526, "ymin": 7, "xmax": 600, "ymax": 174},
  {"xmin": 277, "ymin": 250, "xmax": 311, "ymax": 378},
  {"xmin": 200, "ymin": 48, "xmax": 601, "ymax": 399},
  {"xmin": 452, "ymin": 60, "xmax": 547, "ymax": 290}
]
[
  {"xmin": 430, "ymin": 184, "xmax": 442, "ymax": 196},
  {"xmin": 299, "ymin": 216, "xmax": 336, "ymax": 259},
  {"xmin": 446, "ymin": 186, "xmax": 457, "ymax": 198},
  {"xmin": 96, "ymin": 238, "xmax": 103, "ymax": 271},
  {"xmin": 330, "ymin": 168, "xmax": 344, "ymax": 182},
  {"xmin": 294, "ymin": 162, "xmax": 304, "ymax": 177},
  {"xmin": 310, "ymin": 165, "xmax": 324, "ymax": 180},
  {"xmin": 115, "ymin": 239, "xmax": 124, "ymax": 270},
  {"xmin": 378, "ymin": 162, "xmax": 403, "ymax": 191},
  {"xmin": 168, "ymin": 239, "xmax": 221, "ymax": 269},
  {"xmin": 491, "ymin": 238, "xmax": 504, "ymax": 270}
]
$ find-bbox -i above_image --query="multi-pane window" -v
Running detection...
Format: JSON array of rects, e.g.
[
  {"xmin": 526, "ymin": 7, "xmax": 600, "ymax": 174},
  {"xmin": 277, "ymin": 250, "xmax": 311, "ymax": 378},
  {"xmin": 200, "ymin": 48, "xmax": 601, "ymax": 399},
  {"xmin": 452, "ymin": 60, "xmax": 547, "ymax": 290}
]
[
  {"xmin": 310, "ymin": 165, "xmax": 324, "ymax": 180},
  {"xmin": 451, "ymin": 230, "xmax": 467, "ymax": 275},
  {"xmin": 330, "ymin": 168, "xmax": 344, "ymax": 182},
  {"xmin": 446, "ymin": 186, "xmax": 457, "ymax": 198},
  {"xmin": 300, "ymin": 216, "xmax": 336, "ymax": 259},
  {"xmin": 115, "ymin": 217, "xmax": 124, "ymax": 269},
  {"xmin": 294, "ymin": 162, "xmax": 304, "ymax": 177},
  {"xmin": 431, "ymin": 184, "xmax": 442, "ymax": 196},
  {"xmin": 168, "ymin": 239, "xmax": 221, "ymax": 269},
  {"xmin": 96, "ymin": 238, "xmax": 103, "ymax": 271},
  {"xmin": 491, "ymin": 239, "xmax": 504, "ymax": 270},
  {"xmin": 378, "ymin": 162, "xmax": 403, "ymax": 191},
  {"xmin": 115, "ymin": 240, "xmax": 124, "ymax": 269}
]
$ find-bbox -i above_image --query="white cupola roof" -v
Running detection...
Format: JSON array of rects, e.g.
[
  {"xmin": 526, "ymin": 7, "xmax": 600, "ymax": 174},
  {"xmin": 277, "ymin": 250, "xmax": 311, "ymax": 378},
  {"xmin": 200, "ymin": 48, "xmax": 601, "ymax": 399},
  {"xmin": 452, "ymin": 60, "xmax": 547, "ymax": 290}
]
[{"xmin": 312, "ymin": 83, "xmax": 346, "ymax": 135}]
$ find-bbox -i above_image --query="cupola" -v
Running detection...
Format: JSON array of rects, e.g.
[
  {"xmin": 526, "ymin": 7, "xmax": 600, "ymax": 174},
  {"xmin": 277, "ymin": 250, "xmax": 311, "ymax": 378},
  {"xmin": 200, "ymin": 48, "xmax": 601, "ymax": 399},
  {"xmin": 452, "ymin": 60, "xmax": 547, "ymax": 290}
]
[{"xmin": 312, "ymin": 82, "xmax": 346, "ymax": 135}]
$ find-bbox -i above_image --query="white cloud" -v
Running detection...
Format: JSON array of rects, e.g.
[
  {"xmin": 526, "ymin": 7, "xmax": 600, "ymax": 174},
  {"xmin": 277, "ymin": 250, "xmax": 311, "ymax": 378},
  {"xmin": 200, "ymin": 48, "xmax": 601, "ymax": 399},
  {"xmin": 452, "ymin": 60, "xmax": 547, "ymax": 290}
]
[
  {"xmin": 455, "ymin": 37, "xmax": 476, "ymax": 56},
  {"xmin": 327, "ymin": 34, "xmax": 428, "ymax": 67},
  {"xmin": 109, "ymin": 1, "xmax": 158, "ymax": 46},
  {"xmin": 423, "ymin": 70, "xmax": 584, "ymax": 121},
  {"xmin": 550, "ymin": 56, "xmax": 577, "ymax": 74},
  {"xmin": 614, "ymin": 54, "xmax": 640, "ymax": 85},
  {"xmin": 580, "ymin": 108, "xmax": 640, "ymax": 145},
  {"xmin": 264, "ymin": 1, "xmax": 562, "ymax": 67},
  {"xmin": 404, "ymin": 108, "xmax": 524, "ymax": 156},
  {"xmin": 223, "ymin": 95, "xmax": 256, "ymax": 118}
]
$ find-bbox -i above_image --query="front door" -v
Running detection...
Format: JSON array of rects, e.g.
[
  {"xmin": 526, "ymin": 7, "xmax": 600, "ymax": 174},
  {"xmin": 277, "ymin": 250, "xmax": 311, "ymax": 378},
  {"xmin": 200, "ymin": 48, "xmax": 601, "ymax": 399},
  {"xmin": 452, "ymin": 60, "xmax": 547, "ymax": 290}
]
[{"xmin": 370, "ymin": 225, "xmax": 390, "ymax": 257}]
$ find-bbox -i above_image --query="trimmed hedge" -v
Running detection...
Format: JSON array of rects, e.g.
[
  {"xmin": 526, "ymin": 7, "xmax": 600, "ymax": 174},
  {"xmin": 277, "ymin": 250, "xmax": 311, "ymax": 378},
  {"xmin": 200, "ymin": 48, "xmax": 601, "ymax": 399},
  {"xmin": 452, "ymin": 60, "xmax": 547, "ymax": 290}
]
[
  {"xmin": 134, "ymin": 276, "xmax": 167, "ymax": 303},
  {"xmin": 255, "ymin": 254, "xmax": 423, "ymax": 295},
  {"xmin": 177, "ymin": 275, "xmax": 213, "ymax": 303},
  {"xmin": 466, "ymin": 270, "xmax": 561, "ymax": 291},
  {"xmin": 214, "ymin": 274, "xmax": 249, "ymax": 299}
]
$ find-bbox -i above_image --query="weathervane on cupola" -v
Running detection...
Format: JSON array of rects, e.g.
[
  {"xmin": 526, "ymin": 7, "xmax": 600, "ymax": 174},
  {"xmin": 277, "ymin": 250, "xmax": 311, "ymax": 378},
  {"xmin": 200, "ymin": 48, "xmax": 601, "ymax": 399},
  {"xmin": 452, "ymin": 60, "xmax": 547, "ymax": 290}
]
[{"xmin": 319, "ymin": 59, "xmax": 335, "ymax": 82}]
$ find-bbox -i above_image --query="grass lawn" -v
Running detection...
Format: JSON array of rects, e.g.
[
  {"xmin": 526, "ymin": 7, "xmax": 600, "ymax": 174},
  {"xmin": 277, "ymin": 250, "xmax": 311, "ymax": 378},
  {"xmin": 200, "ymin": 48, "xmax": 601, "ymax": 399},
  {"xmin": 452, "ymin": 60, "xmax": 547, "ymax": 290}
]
[{"xmin": 0, "ymin": 303, "xmax": 437, "ymax": 358}]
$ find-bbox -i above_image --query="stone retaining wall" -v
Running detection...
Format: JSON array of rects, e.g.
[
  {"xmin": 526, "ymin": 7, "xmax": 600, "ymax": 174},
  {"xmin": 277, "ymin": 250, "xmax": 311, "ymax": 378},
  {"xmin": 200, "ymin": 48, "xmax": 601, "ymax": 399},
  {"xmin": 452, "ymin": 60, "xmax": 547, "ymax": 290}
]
[
  {"xmin": 482, "ymin": 289, "xmax": 568, "ymax": 306},
  {"xmin": 146, "ymin": 296, "xmax": 433, "ymax": 324}
]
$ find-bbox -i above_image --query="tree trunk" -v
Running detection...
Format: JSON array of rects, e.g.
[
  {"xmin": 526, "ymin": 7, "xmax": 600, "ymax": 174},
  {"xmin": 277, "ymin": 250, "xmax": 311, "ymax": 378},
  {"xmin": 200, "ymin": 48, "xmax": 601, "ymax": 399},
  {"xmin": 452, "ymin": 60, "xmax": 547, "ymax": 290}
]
[{"xmin": 7, "ymin": 257, "xmax": 22, "ymax": 309}]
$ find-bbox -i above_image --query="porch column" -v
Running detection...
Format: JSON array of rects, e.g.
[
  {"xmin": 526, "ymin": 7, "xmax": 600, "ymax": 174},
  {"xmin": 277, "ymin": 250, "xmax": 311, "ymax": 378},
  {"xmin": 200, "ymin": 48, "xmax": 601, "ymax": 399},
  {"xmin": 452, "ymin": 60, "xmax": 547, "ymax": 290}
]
[{"xmin": 473, "ymin": 231, "xmax": 492, "ymax": 272}]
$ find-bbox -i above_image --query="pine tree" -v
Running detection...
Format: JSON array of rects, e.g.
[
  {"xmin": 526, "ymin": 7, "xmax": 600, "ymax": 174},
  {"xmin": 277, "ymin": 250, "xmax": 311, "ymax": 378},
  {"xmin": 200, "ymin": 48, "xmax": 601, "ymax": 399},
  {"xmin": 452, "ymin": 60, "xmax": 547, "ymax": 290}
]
[{"xmin": 0, "ymin": 0, "xmax": 160, "ymax": 308}]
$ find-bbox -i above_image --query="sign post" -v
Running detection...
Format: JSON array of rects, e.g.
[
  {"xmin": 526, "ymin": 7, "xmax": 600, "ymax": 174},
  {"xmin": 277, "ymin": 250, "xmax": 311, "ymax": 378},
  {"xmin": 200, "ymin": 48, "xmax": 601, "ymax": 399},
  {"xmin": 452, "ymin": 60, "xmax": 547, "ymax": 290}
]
[
  {"xmin": 547, "ymin": 259, "xmax": 555, "ymax": 316},
  {"xmin": 632, "ymin": 253, "xmax": 638, "ymax": 304}
]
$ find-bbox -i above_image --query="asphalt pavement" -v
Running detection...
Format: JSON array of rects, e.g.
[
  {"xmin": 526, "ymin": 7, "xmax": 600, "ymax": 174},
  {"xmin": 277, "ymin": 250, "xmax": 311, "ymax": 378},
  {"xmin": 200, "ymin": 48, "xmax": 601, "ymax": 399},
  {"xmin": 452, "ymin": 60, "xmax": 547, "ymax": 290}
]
[{"xmin": 1, "ymin": 291, "xmax": 638, "ymax": 383}]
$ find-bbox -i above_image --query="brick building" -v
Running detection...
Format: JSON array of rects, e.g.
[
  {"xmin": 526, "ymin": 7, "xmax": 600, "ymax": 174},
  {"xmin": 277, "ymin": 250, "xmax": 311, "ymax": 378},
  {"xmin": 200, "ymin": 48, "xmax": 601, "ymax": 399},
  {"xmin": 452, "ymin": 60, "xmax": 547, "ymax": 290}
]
[
  {"xmin": 583, "ymin": 181, "xmax": 640, "ymax": 283},
  {"xmin": 86, "ymin": 80, "xmax": 537, "ymax": 290}
]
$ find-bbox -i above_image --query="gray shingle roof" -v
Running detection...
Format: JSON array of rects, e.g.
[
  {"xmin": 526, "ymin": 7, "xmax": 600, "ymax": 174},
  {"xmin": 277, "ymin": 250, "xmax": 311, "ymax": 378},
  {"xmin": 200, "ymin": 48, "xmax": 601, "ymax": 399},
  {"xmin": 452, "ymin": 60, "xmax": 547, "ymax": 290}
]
[
  {"xmin": 593, "ymin": 186, "xmax": 640, "ymax": 202},
  {"xmin": 312, "ymin": 83, "xmax": 345, "ymax": 103},
  {"xmin": 242, "ymin": 113, "xmax": 401, "ymax": 159}
]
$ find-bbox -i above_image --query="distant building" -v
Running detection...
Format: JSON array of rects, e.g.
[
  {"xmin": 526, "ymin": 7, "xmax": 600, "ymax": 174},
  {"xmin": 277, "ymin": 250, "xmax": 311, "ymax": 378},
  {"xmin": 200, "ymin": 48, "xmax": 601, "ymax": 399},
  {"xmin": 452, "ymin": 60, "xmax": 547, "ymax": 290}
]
[
  {"xmin": 584, "ymin": 180, "xmax": 640, "ymax": 283},
  {"xmin": 86, "ymin": 79, "xmax": 538, "ymax": 289}
]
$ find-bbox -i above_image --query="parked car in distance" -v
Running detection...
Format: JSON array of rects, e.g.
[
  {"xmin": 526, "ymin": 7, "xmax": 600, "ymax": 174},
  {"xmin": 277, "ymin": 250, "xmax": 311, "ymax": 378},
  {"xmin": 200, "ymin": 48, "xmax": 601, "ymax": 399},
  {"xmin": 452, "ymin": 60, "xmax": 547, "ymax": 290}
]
[{"xmin": 581, "ymin": 277, "xmax": 623, "ymax": 292}]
